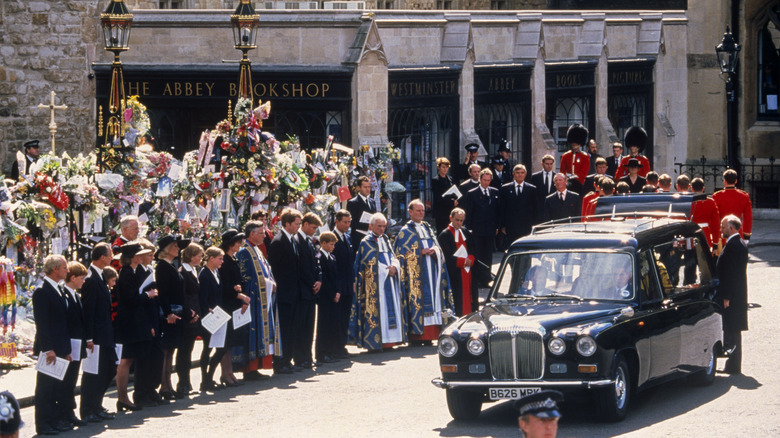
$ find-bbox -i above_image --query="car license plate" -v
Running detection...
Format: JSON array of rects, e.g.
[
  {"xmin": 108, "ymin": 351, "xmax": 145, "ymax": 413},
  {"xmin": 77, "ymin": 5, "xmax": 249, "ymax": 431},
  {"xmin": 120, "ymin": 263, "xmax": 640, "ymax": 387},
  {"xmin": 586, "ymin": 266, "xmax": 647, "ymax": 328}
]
[{"xmin": 488, "ymin": 387, "xmax": 541, "ymax": 400}]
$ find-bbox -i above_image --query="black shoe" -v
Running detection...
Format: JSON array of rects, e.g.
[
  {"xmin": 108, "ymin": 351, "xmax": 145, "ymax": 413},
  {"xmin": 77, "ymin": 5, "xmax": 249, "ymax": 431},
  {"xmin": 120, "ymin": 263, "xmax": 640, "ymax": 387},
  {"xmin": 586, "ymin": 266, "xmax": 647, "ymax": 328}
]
[
  {"xmin": 54, "ymin": 420, "xmax": 74, "ymax": 432},
  {"xmin": 67, "ymin": 414, "xmax": 88, "ymax": 427},
  {"xmin": 83, "ymin": 414, "xmax": 102, "ymax": 423},
  {"xmin": 243, "ymin": 370, "xmax": 270, "ymax": 381},
  {"xmin": 117, "ymin": 400, "xmax": 142, "ymax": 412},
  {"xmin": 200, "ymin": 380, "xmax": 224, "ymax": 392},
  {"xmin": 159, "ymin": 390, "xmax": 178, "ymax": 401},
  {"xmin": 98, "ymin": 408, "xmax": 116, "ymax": 420},
  {"xmin": 273, "ymin": 365, "xmax": 294, "ymax": 375},
  {"xmin": 320, "ymin": 355, "xmax": 338, "ymax": 363},
  {"xmin": 299, "ymin": 361, "xmax": 315, "ymax": 368},
  {"xmin": 36, "ymin": 426, "xmax": 59, "ymax": 435},
  {"xmin": 220, "ymin": 378, "xmax": 241, "ymax": 387}
]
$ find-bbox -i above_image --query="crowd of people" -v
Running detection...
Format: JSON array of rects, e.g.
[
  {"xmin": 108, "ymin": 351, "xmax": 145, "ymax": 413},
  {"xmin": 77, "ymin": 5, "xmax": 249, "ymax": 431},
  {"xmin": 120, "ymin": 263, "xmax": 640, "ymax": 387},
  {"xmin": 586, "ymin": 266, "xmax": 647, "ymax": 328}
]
[{"xmin": 29, "ymin": 123, "xmax": 754, "ymax": 435}]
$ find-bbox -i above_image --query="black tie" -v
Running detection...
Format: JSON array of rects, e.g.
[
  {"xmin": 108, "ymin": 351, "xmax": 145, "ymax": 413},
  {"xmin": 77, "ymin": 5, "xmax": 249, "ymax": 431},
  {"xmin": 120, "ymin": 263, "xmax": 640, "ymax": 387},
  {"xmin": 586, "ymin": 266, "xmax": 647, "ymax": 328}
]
[
  {"xmin": 292, "ymin": 236, "xmax": 298, "ymax": 256},
  {"xmin": 544, "ymin": 173, "xmax": 549, "ymax": 193},
  {"xmin": 559, "ymin": 192, "xmax": 563, "ymax": 202},
  {"xmin": 58, "ymin": 286, "xmax": 69, "ymax": 308}
]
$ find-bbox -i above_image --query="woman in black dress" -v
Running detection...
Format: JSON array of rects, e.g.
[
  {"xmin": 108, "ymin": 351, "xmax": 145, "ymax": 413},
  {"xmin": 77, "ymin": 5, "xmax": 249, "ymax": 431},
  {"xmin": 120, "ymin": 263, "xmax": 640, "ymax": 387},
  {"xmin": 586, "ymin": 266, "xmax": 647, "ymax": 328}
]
[
  {"xmin": 177, "ymin": 243, "xmax": 203, "ymax": 397},
  {"xmin": 155, "ymin": 235, "xmax": 188, "ymax": 401},
  {"xmin": 198, "ymin": 246, "xmax": 229, "ymax": 390},
  {"xmin": 115, "ymin": 243, "xmax": 156, "ymax": 412},
  {"xmin": 217, "ymin": 230, "xmax": 250, "ymax": 384}
]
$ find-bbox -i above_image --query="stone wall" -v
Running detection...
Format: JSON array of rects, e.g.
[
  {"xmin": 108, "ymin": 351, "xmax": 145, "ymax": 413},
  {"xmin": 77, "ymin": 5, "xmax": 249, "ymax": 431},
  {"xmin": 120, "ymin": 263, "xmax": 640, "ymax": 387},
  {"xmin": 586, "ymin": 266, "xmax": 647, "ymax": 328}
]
[{"xmin": 0, "ymin": 0, "xmax": 101, "ymax": 174}]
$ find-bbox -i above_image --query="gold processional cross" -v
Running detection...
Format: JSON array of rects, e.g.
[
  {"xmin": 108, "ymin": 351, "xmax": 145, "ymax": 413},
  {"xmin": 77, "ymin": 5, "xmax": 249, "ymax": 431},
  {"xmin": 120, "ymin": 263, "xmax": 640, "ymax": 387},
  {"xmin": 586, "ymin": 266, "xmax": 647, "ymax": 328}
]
[{"xmin": 37, "ymin": 90, "xmax": 68, "ymax": 155}]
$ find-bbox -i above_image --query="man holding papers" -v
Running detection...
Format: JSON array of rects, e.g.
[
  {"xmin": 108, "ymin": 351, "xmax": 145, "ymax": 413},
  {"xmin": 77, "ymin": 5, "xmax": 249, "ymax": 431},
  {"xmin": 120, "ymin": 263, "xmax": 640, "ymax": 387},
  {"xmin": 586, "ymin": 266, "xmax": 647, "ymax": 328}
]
[
  {"xmin": 33, "ymin": 255, "xmax": 72, "ymax": 436},
  {"xmin": 438, "ymin": 208, "xmax": 477, "ymax": 316},
  {"xmin": 79, "ymin": 243, "xmax": 117, "ymax": 423},
  {"xmin": 347, "ymin": 176, "xmax": 377, "ymax": 255},
  {"xmin": 237, "ymin": 220, "xmax": 281, "ymax": 379}
]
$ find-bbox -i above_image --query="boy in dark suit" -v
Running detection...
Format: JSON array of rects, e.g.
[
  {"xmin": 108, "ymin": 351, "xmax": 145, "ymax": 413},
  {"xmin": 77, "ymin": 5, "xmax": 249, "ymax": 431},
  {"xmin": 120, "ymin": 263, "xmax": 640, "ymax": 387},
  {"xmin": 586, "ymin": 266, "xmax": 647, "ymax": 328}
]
[
  {"xmin": 62, "ymin": 262, "xmax": 89, "ymax": 428},
  {"xmin": 315, "ymin": 232, "xmax": 341, "ymax": 363}
]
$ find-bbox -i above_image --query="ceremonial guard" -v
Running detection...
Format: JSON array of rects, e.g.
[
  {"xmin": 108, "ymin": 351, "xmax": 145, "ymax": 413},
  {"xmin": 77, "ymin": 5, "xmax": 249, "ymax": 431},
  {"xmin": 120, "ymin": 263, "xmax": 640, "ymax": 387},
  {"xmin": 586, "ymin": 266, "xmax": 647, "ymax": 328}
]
[
  {"xmin": 350, "ymin": 213, "xmax": 406, "ymax": 351},
  {"xmin": 394, "ymin": 200, "xmax": 454, "ymax": 343},
  {"xmin": 346, "ymin": 176, "xmax": 377, "ymax": 254},
  {"xmin": 431, "ymin": 157, "xmax": 458, "ymax": 233},
  {"xmin": 236, "ymin": 220, "xmax": 281, "ymax": 378},
  {"xmin": 438, "ymin": 208, "xmax": 476, "ymax": 316},
  {"xmin": 690, "ymin": 177, "xmax": 721, "ymax": 249},
  {"xmin": 712, "ymin": 169, "xmax": 753, "ymax": 245},
  {"xmin": 558, "ymin": 124, "xmax": 591, "ymax": 195},
  {"xmin": 616, "ymin": 126, "xmax": 651, "ymax": 179}
]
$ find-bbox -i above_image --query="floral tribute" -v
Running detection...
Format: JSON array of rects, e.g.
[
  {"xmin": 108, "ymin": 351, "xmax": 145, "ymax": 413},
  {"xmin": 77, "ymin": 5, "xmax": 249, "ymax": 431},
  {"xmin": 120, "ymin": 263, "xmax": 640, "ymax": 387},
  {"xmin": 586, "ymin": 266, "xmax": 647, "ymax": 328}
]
[{"xmin": 0, "ymin": 95, "xmax": 402, "ymax": 355}]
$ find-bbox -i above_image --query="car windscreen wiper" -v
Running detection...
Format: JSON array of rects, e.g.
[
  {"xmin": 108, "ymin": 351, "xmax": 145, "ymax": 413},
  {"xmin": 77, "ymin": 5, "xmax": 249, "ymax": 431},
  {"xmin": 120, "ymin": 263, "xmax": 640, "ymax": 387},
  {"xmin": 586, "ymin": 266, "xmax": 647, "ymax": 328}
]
[{"xmin": 538, "ymin": 293, "xmax": 584, "ymax": 301}]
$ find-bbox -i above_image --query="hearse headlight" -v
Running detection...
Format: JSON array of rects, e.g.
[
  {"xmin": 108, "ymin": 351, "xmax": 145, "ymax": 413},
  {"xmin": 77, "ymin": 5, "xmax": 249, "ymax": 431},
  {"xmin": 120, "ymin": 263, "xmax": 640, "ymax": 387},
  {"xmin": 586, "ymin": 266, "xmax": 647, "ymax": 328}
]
[
  {"xmin": 466, "ymin": 338, "xmax": 485, "ymax": 356},
  {"xmin": 576, "ymin": 335, "xmax": 597, "ymax": 357},
  {"xmin": 439, "ymin": 336, "xmax": 458, "ymax": 357},
  {"xmin": 548, "ymin": 337, "xmax": 566, "ymax": 356}
]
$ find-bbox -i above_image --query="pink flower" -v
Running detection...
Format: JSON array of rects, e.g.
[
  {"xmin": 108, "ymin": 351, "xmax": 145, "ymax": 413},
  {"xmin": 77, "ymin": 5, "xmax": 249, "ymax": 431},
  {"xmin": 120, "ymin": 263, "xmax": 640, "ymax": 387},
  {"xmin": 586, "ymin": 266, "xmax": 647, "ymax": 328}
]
[{"xmin": 124, "ymin": 108, "xmax": 133, "ymax": 123}]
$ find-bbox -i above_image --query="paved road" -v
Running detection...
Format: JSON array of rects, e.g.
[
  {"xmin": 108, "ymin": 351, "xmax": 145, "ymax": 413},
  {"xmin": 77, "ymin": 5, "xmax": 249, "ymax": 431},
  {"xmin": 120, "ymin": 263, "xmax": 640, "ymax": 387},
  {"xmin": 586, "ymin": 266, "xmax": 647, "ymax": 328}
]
[{"xmin": 16, "ymin": 238, "xmax": 780, "ymax": 437}]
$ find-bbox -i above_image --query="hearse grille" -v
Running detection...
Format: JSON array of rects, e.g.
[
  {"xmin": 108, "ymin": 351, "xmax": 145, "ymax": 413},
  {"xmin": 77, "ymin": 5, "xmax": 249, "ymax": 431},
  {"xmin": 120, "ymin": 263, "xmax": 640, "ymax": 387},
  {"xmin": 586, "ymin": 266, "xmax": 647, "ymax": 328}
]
[{"xmin": 488, "ymin": 330, "xmax": 544, "ymax": 380}]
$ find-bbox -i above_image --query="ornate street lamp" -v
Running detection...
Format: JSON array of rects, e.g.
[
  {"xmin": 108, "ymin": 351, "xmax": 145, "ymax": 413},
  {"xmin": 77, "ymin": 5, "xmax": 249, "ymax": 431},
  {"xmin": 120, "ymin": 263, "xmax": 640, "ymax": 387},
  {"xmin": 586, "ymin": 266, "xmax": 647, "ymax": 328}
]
[
  {"xmin": 716, "ymin": 26, "xmax": 741, "ymax": 174},
  {"xmin": 99, "ymin": 0, "xmax": 133, "ymax": 171},
  {"xmin": 231, "ymin": 0, "xmax": 260, "ymax": 106}
]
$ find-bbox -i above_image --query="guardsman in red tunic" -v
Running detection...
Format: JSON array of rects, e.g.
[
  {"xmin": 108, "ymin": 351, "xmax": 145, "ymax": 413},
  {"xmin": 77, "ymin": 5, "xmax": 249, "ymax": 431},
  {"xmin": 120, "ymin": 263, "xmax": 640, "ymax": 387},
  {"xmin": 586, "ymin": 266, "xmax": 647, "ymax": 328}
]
[
  {"xmin": 559, "ymin": 124, "xmax": 590, "ymax": 195},
  {"xmin": 617, "ymin": 126, "xmax": 651, "ymax": 179},
  {"xmin": 580, "ymin": 175, "xmax": 602, "ymax": 219},
  {"xmin": 689, "ymin": 177, "xmax": 721, "ymax": 249},
  {"xmin": 713, "ymin": 169, "xmax": 753, "ymax": 245},
  {"xmin": 583, "ymin": 178, "xmax": 615, "ymax": 221}
]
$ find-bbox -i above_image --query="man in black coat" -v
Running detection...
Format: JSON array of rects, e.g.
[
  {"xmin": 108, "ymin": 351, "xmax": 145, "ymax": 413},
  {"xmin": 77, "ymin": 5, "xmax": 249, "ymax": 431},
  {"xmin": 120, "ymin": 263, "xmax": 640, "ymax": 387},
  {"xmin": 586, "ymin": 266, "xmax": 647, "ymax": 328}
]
[
  {"xmin": 716, "ymin": 215, "xmax": 749, "ymax": 374},
  {"xmin": 295, "ymin": 213, "xmax": 323, "ymax": 368},
  {"xmin": 331, "ymin": 209, "xmax": 354, "ymax": 358},
  {"xmin": 458, "ymin": 163, "xmax": 481, "ymax": 205},
  {"xmin": 431, "ymin": 157, "xmax": 458, "ymax": 232},
  {"xmin": 544, "ymin": 173, "xmax": 582, "ymax": 222},
  {"xmin": 267, "ymin": 208, "xmax": 302, "ymax": 373},
  {"xmin": 500, "ymin": 164, "xmax": 538, "ymax": 244},
  {"xmin": 61, "ymin": 262, "xmax": 89, "ymax": 428},
  {"xmin": 346, "ymin": 176, "xmax": 377, "ymax": 254},
  {"xmin": 583, "ymin": 157, "xmax": 609, "ymax": 195},
  {"xmin": 465, "ymin": 169, "xmax": 500, "ymax": 289},
  {"xmin": 605, "ymin": 141, "xmax": 624, "ymax": 178},
  {"xmin": 33, "ymin": 255, "xmax": 72, "ymax": 436},
  {"xmin": 529, "ymin": 154, "xmax": 557, "ymax": 222},
  {"xmin": 80, "ymin": 243, "xmax": 117, "ymax": 422},
  {"xmin": 10, "ymin": 139, "xmax": 40, "ymax": 180}
]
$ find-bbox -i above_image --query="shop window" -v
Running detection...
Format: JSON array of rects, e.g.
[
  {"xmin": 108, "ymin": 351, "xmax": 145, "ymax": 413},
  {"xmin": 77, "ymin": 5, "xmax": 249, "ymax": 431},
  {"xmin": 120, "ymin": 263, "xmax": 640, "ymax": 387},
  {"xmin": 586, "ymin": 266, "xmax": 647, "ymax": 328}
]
[
  {"xmin": 608, "ymin": 94, "xmax": 647, "ymax": 144},
  {"xmin": 758, "ymin": 5, "xmax": 780, "ymax": 118},
  {"xmin": 159, "ymin": 0, "xmax": 186, "ymax": 8}
]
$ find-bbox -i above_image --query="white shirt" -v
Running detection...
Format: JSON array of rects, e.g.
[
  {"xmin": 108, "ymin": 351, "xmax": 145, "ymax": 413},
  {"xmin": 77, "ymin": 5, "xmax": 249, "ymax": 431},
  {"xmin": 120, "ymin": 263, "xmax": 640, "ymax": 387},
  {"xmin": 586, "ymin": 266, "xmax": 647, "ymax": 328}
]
[{"xmin": 181, "ymin": 263, "xmax": 196, "ymax": 274}]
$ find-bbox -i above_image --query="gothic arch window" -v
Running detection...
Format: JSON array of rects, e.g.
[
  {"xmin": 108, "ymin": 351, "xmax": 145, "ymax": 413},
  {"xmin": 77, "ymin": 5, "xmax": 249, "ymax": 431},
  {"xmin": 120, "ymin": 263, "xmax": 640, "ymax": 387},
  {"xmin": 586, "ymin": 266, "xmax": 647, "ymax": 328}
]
[{"xmin": 758, "ymin": 4, "xmax": 780, "ymax": 118}]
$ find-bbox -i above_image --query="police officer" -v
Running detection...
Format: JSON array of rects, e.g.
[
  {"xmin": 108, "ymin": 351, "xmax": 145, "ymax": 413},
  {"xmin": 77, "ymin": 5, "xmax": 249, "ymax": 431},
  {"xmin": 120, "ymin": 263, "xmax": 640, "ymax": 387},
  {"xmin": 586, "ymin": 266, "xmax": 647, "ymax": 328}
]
[{"xmin": 514, "ymin": 390, "xmax": 563, "ymax": 438}]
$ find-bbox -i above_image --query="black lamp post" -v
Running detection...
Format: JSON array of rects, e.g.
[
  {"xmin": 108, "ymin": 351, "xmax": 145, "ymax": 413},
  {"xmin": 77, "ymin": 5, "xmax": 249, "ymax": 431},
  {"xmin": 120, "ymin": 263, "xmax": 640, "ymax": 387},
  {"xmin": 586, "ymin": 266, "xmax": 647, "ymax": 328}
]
[
  {"xmin": 99, "ymin": 0, "xmax": 133, "ymax": 171},
  {"xmin": 716, "ymin": 26, "xmax": 741, "ymax": 174},
  {"xmin": 231, "ymin": 0, "xmax": 260, "ymax": 107}
]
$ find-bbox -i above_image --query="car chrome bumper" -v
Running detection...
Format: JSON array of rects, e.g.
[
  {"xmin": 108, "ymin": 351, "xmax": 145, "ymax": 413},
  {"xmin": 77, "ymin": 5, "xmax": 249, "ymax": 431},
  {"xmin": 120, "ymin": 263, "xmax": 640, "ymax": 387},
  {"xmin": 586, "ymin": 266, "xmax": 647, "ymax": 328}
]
[{"xmin": 431, "ymin": 377, "xmax": 614, "ymax": 389}]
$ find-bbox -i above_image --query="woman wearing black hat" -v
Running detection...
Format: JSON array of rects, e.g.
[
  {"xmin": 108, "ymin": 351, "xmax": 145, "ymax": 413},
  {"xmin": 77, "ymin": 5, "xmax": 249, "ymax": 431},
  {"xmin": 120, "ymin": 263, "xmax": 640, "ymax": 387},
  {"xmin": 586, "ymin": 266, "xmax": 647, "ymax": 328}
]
[
  {"xmin": 155, "ymin": 235, "xmax": 188, "ymax": 401},
  {"xmin": 218, "ymin": 230, "xmax": 250, "ymax": 384},
  {"xmin": 115, "ymin": 243, "xmax": 156, "ymax": 412}
]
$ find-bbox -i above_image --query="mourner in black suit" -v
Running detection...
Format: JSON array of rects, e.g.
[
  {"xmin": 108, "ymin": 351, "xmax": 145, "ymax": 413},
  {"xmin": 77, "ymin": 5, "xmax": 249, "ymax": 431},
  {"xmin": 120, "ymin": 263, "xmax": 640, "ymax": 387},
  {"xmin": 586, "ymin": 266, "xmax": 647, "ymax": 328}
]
[
  {"xmin": 178, "ymin": 243, "xmax": 204, "ymax": 397},
  {"xmin": 115, "ymin": 244, "xmax": 155, "ymax": 412},
  {"xmin": 218, "ymin": 229, "xmax": 250, "ymax": 383},
  {"xmin": 544, "ymin": 173, "xmax": 582, "ymax": 222},
  {"xmin": 331, "ymin": 210, "xmax": 354, "ymax": 358},
  {"xmin": 61, "ymin": 262, "xmax": 89, "ymax": 428},
  {"xmin": 458, "ymin": 163, "xmax": 481, "ymax": 204},
  {"xmin": 198, "ymin": 247, "xmax": 227, "ymax": 390},
  {"xmin": 499, "ymin": 164, "xmax": 538, "ymax": 244},
  {"xmin": 431, "ymin": 157, "xmax": 459, "ymax": 232},
  {"xmin": 583, "ymin": 157, "xmax": 609, "ymax": 195},
  {"xmin": 618, "ymin": 157, "xmax": 646, "ymax": 194},
  {"xmin": 295, "ymin": 213, "xmax": 323, "ymax": 367},
  {"xmin": 346, "ymin": 176, "xmax": 377, "ymax": 254},
  {"xmin": 605, "ymin": 142, "xmax": 624, "ymax": 178},
  {"xmin": 529, "ymin": 154, "xmax": 557, "ymax": 222},
  {"xmin": 33, "ymin": 255, "xmax": 71, "ymax": 435},
  {"xmin": 267, "ymin": 209, "xmax": 302, "ymax": 373},
  {"xmin": 314, "ymin": 232, "xmax": 341, "ymax": 363},
  {"xmin": 438, "ymin": 210, "xmax": 479, "ymax": 314},
  {"xmin": 455, "ymin": 143, "xmax": 488, "ymax": 184},
  {"xmin": 10, "ymin": 139, "xmax": 40, "ymax": 180},
  {"xmin": 154, "ymin": 235, "xmax": 189, "ymax": 401},
  {"xmin": 716, "ymin": 215, "xmax": 750, "ymax": 374},
  {"xmin": 465, "ymin": 169, "xmax": 500, "ymax": 288},
  {"xmin": 79, "ymin": 243, "xmax": 117, "ymax": 423}
]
